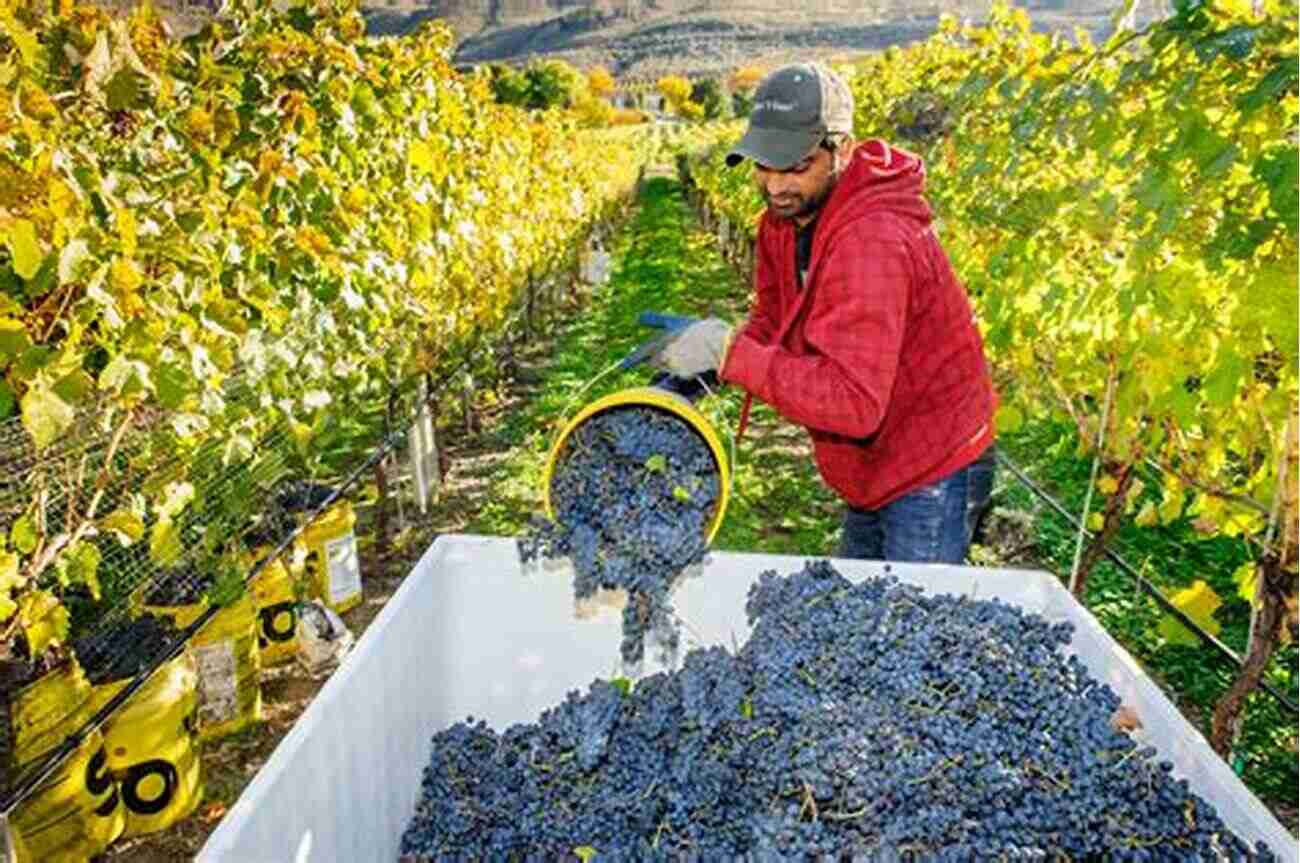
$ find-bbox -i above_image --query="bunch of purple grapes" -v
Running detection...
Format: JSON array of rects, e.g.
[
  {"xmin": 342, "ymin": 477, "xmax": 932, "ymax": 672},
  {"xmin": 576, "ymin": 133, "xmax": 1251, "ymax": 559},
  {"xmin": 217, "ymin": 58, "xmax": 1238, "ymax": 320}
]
[
  {"xmin": 400, "ymin": 561, "xmax": 1277, "ymax": 861},
  {"xmin": 519, "ymin": 405, "xmax": 721, "ymax": 665}
]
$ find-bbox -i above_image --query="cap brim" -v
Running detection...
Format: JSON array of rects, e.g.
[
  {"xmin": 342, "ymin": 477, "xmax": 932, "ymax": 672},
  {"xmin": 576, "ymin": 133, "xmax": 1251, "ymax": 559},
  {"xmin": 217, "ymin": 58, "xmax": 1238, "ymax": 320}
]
[{"xmin": 725, "ymin": 125, "xmax": 821, "ymax": 169}]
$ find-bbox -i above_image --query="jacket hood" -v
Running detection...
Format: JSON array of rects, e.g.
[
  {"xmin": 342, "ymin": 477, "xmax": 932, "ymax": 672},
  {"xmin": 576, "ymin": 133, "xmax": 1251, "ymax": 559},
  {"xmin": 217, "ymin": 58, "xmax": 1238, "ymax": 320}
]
[{"xmin": 818, "ymin": 138, "xmax": 933, "ymax": 233}]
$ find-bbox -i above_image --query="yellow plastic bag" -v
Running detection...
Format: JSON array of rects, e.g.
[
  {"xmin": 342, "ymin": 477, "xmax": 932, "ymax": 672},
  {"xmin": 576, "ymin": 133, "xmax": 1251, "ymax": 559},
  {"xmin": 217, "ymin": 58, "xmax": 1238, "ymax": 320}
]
[
  {"xmin": 90, "ymin": 651, "xmax": 202, "ymax": 838},
  {"xmin": 300, "ymin": 501, "xmax": 363, "ymax": 614},
  {"xmin": 249, "ymin": 547, "xmax": 301, "ymax": 667},
  {"xmin": 141, "ymin": 594, "xmax": 263, "ymax": 740},
  {"xmin": 7, "ymin": 660, "xmax": 125, "ymax": 863}
]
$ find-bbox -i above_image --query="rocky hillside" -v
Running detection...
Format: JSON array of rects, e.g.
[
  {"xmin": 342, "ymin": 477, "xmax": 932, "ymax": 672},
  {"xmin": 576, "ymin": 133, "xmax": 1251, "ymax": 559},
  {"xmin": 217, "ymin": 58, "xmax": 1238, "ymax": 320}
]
[
  {"xmin": 361, "ymin": 0, "xmax": 1163, "ymax": 79},
  {"xmin": 102, "ymin": 0, "xmax": 1165, "ymax": 80}
]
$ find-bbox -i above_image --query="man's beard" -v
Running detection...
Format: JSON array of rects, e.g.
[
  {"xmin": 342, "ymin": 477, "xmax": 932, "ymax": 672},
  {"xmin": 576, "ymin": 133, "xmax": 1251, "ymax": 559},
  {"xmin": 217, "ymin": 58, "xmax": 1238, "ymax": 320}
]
[{"xmin": 764, "ymin": 177, "xmax": 835, "ymax": 222}]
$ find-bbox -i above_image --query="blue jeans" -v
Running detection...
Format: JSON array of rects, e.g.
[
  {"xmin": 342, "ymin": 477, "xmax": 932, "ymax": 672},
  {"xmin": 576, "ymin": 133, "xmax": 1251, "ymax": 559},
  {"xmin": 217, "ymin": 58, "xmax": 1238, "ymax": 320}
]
[{"xmin": 837, "ymin": 446, "xmax": 997, "ymax": 564}]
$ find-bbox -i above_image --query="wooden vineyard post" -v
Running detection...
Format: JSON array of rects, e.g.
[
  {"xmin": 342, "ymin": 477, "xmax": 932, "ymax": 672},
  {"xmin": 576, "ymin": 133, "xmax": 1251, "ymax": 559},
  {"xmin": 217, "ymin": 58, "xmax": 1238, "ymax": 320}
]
[
  {"xmin": 1071, "ymin": 461, "xmax": 1139, "ymax": 598},
  {"xmin": 1211, "ymin": 407, "xmax": 1299, "ymax": 756},
  {"xmin": 373, "ymin": 457, "xmax": 390, "ymax": 561}
]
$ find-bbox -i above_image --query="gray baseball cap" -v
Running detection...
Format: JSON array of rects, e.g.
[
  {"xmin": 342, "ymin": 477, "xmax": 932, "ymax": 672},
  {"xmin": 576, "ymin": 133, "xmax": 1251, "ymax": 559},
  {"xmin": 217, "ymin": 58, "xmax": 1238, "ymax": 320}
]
[{"xmin": 726, "ymin": 62, "xmax": 855, "ymax": 170}]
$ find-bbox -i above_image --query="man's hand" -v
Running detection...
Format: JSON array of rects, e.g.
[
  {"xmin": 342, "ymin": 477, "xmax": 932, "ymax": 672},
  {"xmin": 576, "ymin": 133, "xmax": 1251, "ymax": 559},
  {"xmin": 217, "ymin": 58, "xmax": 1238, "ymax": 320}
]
[{"xmin": 647, "ymin": 317, "xmax": 733, "ymax": 378}]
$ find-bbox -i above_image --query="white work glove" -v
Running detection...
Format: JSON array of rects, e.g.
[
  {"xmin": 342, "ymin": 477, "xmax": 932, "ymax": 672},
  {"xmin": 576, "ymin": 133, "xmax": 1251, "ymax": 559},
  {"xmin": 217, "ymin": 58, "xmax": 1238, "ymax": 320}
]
[{"xmin": 647, "ymin": 317, "xmax": 734, "ymax": 378}]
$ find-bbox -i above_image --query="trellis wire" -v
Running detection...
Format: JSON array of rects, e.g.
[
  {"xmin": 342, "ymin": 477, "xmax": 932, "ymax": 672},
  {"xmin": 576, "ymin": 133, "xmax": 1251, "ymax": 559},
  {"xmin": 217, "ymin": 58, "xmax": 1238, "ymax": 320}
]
[
  {"xmin": 995, "ymin": 448, "xmax": 1297, "ymax": 714},
  {"xmin": 0, "ymin": 219, "xmax": 619, "ymax": 818}
]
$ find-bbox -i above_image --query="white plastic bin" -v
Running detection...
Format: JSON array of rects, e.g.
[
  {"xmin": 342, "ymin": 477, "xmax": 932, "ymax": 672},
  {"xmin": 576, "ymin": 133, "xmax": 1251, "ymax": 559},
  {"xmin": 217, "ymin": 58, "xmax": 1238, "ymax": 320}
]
[{"xmin": 199, "ymin": 534, "xmax": 1298, "ymax": 862}]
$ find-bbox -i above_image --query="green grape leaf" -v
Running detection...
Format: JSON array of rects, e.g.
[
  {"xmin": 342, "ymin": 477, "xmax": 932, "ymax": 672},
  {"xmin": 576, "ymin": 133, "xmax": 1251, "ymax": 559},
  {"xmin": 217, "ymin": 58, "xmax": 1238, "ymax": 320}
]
[
  {"xmin": 1253, "ymin": 147, "xmax": 1299, "ymax": 235},
  {"xmin": 0, "ymin": 317, "xmax": 31, "ymax": 362},
  {"xmin": 155, "ymin": 362, "xmax": 191, "ymax": 410},
  {"xmin": 66, "ymin": 541, "xmax": 102, "ymax": 600},
  {"xmin": 10, "ymin": 514, "xmax": 37, "ymax": 554},
  {"xmin": 53, "ymin": 369, "xmax": 94, "ymax": 405},
  {"xmin": 1203, "ymin": 354, "xmax": 1250, "ymax": 407},
  {"xmin": 106, "ymin": 68, "xmax": 147, "ymax": 112},
  {"xmin": 149, "ymin": 517, "xmax": 182, "ymax": 566},
  {"xmin": 994, "ymin": 404, "xmax": 1024, "ymax": 434}
]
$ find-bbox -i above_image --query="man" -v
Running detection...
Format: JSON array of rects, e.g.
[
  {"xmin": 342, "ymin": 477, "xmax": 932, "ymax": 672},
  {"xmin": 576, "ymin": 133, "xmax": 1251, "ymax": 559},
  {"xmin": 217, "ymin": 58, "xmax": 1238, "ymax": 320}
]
[{"xmin": 649, "ymin": 62, "xmax": 997, "ymax": 564}]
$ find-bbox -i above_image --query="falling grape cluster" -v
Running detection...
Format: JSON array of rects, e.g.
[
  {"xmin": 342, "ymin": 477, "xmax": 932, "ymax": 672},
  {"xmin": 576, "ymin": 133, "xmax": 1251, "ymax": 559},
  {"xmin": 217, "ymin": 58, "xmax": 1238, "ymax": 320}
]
[
  {"xmin": 400, "ymin": 561, "xmax": 1277, "ymax": 861},
  {"xmin": 518, "ymin": 405, "xmax": 721, "ymax": 665}
]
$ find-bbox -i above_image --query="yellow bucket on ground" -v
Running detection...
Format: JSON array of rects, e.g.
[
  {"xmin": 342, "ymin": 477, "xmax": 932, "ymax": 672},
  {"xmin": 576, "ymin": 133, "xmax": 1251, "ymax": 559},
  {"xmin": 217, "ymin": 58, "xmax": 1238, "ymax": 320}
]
[
  {"xmin": 89, "ymin": 651, "xmax": 202, "ymax": 838},
  {"xmin": 542, "ymin": 386, "xmax": 731, "ymax": 544},
  {"xmin": 141, "ymin": 594, "xmax": 263, "ymax": 740},
  {"xmin": 299, "ymin": 502, "xmax": 363, "ymax": 615},
  {"xmin": 248, "ymin": 547, "xmax": 302, "ymax": 667},
  {"xmin": 7, "ymin": 660, "xmax": 125, "ymax": 863}
]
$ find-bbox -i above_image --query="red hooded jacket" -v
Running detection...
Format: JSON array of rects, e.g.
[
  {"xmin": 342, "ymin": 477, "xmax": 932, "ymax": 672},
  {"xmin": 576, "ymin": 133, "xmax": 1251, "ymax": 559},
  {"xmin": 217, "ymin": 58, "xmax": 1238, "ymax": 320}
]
[{"xmin": 719, "ymin": 139, "xmax": 996, "ymax": 510}]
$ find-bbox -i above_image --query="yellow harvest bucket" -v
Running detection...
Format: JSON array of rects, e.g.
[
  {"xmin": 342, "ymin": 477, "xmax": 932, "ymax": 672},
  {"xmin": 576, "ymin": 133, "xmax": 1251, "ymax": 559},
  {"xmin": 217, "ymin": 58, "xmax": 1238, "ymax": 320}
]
[
  {"xmin": 299, "ymin": 502, "xmax": 362, "ymax": 615},
  {"xmin": 8, "ymin": 660, "xmax": 125, "ymax": 863},
  {"xmin": 542, "ymin": 386, "xmax": 731, "ymax": 544},
  {"xmin": 89, "ymin": 651, "xmax": 202, "ymax": 838},
  {"xmin": 140, "ymin": 594, "xmax": 263, "ymax": 741},
  {"xmin": 248, "ymin": 547, "xmax": 302, "ymax": 667}
]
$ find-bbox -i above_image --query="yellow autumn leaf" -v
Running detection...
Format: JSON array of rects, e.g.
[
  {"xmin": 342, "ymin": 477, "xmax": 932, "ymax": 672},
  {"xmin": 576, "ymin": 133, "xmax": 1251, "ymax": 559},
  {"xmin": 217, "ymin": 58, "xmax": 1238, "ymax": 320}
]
[
  {"xmin": 20, "ymin": 590, "xmax": 70, "ymax": 655},
  {"xmin": 1157, "ymin": 580, "xmax": 1223, "ymax": 647},
  {"xmin": 186, "ymin": 106, "xmax": 214, "ymax": 142},
  {"xmin": 100, "ymin": 508, "xmax": 146, "ymax": 544},
  {"xmin": 110, "ymin": 256, "xmax": 142, "ymax": 295},
  {"xmin": 116, "ymin": 206, "xmax": 138, "ymax": 257},
  {"xmin": 18, "ymin": 80, "xmax": 57, "ymax": 120},
  {"xmin": 1097, "ymin": 475, "xmax": 1119, "ymax": 495},
  {"xmin": 409, "ymin": 140, "xmax": 437, "ymax": 176},
  {"xmin": 295, "ymin": 226, "xmax": 332, "ymax": 257},
  {"xmin": 149, "ymin": 516, "xmax": 182, "ymax": 566},
  {"xmin": 1232, "ymin": 561, "xmax": 1259, "ymax": 606}
]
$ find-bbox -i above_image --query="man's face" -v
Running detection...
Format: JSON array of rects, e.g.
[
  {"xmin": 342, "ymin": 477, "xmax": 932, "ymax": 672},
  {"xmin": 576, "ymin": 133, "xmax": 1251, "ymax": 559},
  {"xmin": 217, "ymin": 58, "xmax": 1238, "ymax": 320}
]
[{"xmin": 754, "ymin": 143, "xmax": 838, "ymax": 223}]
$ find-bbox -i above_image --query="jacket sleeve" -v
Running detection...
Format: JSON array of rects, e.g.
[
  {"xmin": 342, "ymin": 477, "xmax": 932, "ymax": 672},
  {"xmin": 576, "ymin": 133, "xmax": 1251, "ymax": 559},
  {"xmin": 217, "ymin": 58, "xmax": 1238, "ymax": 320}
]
[
  {"xmin": 720, "ymin": 224, "xmax": 911, "ymax": 439},
  {"xmin": 734, "ymin": 219, "xmax": 782, "ymax": 345}
]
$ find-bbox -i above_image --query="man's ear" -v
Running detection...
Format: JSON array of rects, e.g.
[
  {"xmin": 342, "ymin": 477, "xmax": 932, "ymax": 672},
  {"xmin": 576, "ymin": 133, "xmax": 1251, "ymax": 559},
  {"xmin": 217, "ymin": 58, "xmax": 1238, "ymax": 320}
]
[{"xmin": 831, "ymin": 138, "xmax": 852, "ymax": 177}]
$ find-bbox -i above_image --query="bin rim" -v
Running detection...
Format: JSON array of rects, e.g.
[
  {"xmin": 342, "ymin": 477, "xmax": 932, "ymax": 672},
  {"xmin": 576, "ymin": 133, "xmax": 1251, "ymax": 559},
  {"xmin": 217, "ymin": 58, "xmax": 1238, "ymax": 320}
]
[{"xmin": 541, "ymin": 386, "xmax": 730, "ymax": 544}]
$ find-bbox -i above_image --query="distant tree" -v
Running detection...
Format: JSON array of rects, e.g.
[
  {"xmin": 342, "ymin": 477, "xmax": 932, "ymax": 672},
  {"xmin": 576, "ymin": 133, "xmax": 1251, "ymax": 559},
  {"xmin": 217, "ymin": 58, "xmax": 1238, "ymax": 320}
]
[
  {"xmin": 657, "ymin": 75, "xmax": 695, "ymax": 118},
  {"xmin": 526, "ymin": 59, "xmax": 587, "ymax": 110},
  {"xmin": 573, "ymin": 93, "xmax": 614, "ymax": 128},
  {"xmin": 490, "ymin": 65, "xmax": 531, "ymax": 107},
  {"xmin": 587, "ymin": 65, "xmax": 616, "ymax": 98},
  {"xmin": 728, "ymin": 65, "xmax": 765, "ymax": 118},
  {"xmin": 690, "ymin": 77, "xmax": 730, "ymax": 121}
]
